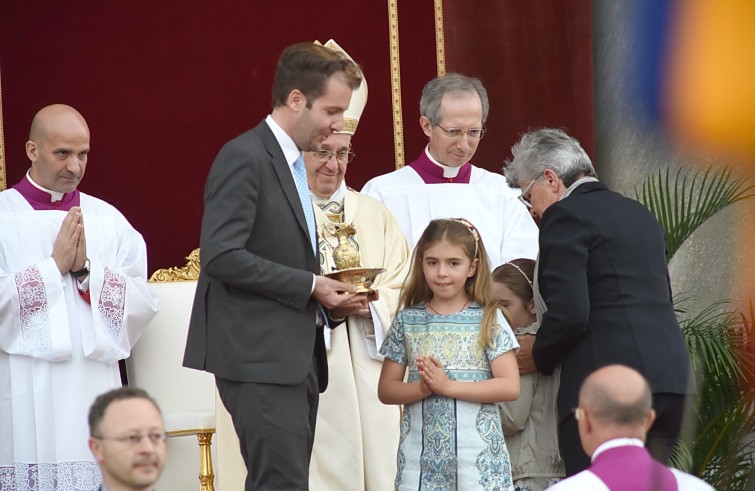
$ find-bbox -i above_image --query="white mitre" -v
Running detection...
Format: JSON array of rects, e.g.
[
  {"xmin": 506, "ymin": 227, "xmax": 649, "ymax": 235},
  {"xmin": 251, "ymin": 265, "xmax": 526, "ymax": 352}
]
[{"xmin": 315, "ymin": 38, "xmax": 368, "ymax": 135}]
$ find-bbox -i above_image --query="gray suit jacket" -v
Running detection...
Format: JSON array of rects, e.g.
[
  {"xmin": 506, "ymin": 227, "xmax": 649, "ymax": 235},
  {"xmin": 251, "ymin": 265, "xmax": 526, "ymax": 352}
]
[{"xmin": 183, "ymin": 120, "xmax": 327, "ymax": 391}]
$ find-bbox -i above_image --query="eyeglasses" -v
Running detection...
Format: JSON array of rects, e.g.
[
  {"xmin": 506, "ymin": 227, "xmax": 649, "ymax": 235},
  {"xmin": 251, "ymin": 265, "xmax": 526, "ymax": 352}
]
[
  {"xmin": 572, "ymin": 407, "xmax": 585, "ymax": 421},
  {"xmin": 311, "ymin": 149, "xmax": 355, "ymax": 164},
  {"xmin": 434, "ymin": 123, "xmax": 486, "ymax": 140},
  {"xmin": 518, "ymin": 175, "xmax": 543, "ymax": 209},
  {"xmin": 93, "ymin": 432, "xmax": 168, "ymax": 447}
]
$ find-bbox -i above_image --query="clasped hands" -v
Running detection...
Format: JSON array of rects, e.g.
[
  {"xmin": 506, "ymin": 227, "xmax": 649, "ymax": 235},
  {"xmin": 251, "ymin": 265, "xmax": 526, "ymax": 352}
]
[
  {"xmin": 52, "ymin": 207, "xmax": 87, "ymax": 276},
  {"xmin": 416, "ymin": 355, "xmax": 451, "ymax": 397}
]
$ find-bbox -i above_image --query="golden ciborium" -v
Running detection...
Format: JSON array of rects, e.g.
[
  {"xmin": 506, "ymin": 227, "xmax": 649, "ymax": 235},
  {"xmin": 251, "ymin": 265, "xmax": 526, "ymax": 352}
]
[{"xmin": 323, "ymin": 223, "xmax": 384, "ymax": 293}]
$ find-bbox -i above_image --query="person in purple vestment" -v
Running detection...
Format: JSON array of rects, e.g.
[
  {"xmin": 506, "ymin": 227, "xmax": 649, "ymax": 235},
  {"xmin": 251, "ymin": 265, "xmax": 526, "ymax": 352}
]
[
  {"xmin": 0, "ymin": 104, "xmax": 158, "ymax": 491},
  {"xmin": 362, "ymin": 74, "xmax": 538, "ymax": 267},
  {"xmin": 547, "ymin": 365, "xmax": 712, "ymax": 491}
]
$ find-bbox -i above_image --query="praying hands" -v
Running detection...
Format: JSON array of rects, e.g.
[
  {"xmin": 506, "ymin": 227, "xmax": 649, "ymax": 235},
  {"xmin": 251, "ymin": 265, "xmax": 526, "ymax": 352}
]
[{"xmin": 51, "ymin": 206, "xmax": 87, "ymax": 275}]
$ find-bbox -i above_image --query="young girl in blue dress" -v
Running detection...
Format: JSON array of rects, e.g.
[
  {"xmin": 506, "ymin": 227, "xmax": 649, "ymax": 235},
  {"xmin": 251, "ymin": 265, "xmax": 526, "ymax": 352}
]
[{"xmin": 378, "ymin": 218, "xmax": 520, "ymax": 491}]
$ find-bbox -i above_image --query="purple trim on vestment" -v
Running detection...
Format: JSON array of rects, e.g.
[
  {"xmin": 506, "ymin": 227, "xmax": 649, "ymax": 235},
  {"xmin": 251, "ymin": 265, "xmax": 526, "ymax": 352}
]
[
  {"xmin": 12, "ymin": 176, "xmax": 81, "ymax": 211},
  {"xmin": 409, "ymin": 151, "xmax": 472, "ymax": 184},
  {"xmin": 590, "ymin": 445, "xmax": 677, "ymax": 491}
]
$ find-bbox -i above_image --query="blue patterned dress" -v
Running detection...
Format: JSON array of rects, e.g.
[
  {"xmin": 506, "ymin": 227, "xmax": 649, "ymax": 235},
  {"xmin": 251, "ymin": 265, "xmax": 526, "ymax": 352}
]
[{"xmin": 380, "ymin": 302, "xmax": 519, "ymax": 491}]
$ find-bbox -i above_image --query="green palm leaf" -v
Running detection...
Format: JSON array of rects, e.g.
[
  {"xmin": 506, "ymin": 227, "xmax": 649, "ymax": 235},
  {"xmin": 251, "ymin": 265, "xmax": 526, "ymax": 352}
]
[
  {"xmin": 682, "ymin": 302, "xmax": 747, "ymax": 381},
  {"xmin": 635, "ymin": 166, "xmax": 755, "ymax": 261}
]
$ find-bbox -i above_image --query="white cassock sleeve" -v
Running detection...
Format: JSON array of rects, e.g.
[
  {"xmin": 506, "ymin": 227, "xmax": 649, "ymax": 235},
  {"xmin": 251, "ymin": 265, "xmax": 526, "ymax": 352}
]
[
  {"xmin": 82, "ymin": 213, "xmax": 159, "ymax": 363},
  {"xmin": 0, "ymin": 194, "xmax": 158, "ymax": 364},
  {"xmin": 0, "ymin": 258, "xmax": 74, "ymax": 361}
]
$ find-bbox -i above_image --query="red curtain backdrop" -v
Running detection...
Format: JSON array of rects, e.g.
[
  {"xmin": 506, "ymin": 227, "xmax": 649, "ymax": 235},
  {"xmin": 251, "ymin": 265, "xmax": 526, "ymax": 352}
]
[
  {"xmin": 0, "ymin": 1, "xmax": 592, "ymax": 272},
  {"xmin": 443, "ymin": 0, "xmax": 595, "ymax": 170},
  {"xmin": 0, "ymin": 1, "xmax": 415, "ymax": 271}
]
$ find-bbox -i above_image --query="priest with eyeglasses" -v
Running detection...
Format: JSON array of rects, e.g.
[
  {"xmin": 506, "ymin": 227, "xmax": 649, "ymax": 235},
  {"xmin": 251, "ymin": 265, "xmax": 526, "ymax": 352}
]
[{"xmin": 362, "ymin": 73, "xmax": 538, "ymax": 267}]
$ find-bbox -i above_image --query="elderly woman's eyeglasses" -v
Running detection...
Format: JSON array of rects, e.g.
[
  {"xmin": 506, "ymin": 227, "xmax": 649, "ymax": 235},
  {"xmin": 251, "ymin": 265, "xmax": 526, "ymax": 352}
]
[
  {"xmin": 518, "ymin": 176, "xmax": 543, "ymax": 209},
  {"xmin": 434, "ymin": 123, "xmax": 486, "ymax": 140},
  {"xmin": 311, "ymin": 149, "xmax": 355, "ymax": 164}
]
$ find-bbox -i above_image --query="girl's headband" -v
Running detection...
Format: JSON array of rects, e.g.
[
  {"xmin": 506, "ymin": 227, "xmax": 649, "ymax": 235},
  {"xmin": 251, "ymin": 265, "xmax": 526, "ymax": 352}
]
[
  {"xmin": 503, "ymin": 261, "xmax": 533, "ymax": 290},
  {"xmin": 450, "ymin": 218, "xmax": 480, "ymax": 256}
]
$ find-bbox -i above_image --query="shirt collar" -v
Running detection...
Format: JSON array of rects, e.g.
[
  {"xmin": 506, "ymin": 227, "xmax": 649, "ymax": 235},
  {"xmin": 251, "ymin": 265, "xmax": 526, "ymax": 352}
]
[
  {"xmin": 265, "ymin": 114, "xmax": 302, "ymax": 167},
  {"xmin": 425, "ymin": 145, "xmax": 463, "ymax": 178},
  {"xmin": 591, "ymin": 437, "xmax": 645, "ymax": 462},
  {"xmin": 26, "ymin": 170, "xmax": 65, "ymax": 201}
]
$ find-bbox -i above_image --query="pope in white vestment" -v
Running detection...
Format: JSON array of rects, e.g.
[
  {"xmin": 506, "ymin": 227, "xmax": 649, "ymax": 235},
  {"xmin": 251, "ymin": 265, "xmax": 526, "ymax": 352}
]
[
  {"xmin": 0, "ymin": 105, "xmax": 158, "ymax": 491},
  {"xmin": 361, "ymin": 74, "xmax": 539, "ymax": 267},
  {"xmin": 303, "ymin": 43, "xmax": 411, "ymax": 489},
  {"xmin": 309, "ymin": 182, "xmax": 410, "ymax": 491}
]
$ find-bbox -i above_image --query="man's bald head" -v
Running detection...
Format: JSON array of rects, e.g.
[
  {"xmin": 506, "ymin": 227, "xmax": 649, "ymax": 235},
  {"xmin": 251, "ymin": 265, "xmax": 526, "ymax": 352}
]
[
  {"xmin": 580, "ymin": 364, "xmax": 653, "ymax": 427},
  {"xmin": 26, "ymin": 104, "xmax": 90, "ymax": 193},
  {"xmin": 575, "ymin": 365, "xmax": 656, "ymax": 456},
  {"xmin": 29, "ymin": 104, "xmax": 89, "ymax": 142}
]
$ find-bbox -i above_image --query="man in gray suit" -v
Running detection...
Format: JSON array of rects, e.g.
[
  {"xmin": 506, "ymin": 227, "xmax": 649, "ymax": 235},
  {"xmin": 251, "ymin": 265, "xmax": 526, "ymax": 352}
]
[{"xmin": 183, "ymin": 43, "xmax": 364, "ymax": 490}]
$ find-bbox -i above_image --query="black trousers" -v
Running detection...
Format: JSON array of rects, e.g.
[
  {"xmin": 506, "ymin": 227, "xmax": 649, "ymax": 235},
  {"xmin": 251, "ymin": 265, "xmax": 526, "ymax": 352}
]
[
  {"xmin": 559, "ymin": 392, "xmax": 687, "ymax": 476},
  {"xmin": 216, "ymin": 358, "xmax": 319, "ymax": 490}
]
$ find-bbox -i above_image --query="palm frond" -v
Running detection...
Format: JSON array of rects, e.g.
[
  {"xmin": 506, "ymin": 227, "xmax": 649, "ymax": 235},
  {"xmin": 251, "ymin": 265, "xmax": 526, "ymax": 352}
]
[
  {"xmin": 681, "ymin": 301, "xmax": 750, "ymax": 386},
  {"xmin": 690, "ymin": 396, "xmax": 755, "ymax": 490},
  {"xmin": 668, "ymin": 440, "xmax": 694, "ymax": 472},
  {"xmin": 682, "ymin": 301, "xmax": 755, "ymax": 490},
  {"xmin": 635, "ymin": 165, "xmax": 755, "ymax": 261}
]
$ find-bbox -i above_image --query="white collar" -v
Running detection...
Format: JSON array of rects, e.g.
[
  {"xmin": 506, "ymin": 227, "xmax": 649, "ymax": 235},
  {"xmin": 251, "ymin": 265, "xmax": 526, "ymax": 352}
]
[
  {"xmin": 591, "ymin": 437, "xmax": 645, "ymax": 462},
  {"xmin": 265, "ymin": 115, "xmax": 301, "ymax": 167},
  {"xmin": 26, "ymin": 170, "xmax": 65, "ymax": 202},
  {"xmin": 312, "ymin": 180, "xmax": 347, "ymax": 202},
  {"xmin": 424, "ymin": 145, "xmax": 462, "ymax": 178}
]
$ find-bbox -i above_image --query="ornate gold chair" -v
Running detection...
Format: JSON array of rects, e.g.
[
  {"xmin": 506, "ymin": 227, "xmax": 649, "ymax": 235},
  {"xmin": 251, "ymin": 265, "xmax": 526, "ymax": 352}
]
[{"xmin": 126, "ymin": 249, "xmax": 216, "ymax": 490}]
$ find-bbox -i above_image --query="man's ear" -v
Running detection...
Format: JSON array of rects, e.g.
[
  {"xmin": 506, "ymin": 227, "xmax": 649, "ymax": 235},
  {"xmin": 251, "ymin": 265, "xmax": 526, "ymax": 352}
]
[
  {"xmin": 287, "ymin": 89, "xmax": 306, "ymax": 112},
  {"xmin": 420, "ymin": 116, "xmax": 433, "ymax": 138},
  {"xmin": 26, "ymin": 140, "xmax": 38, "ymax": 163},
  {"xmin": 644, "ymin": 409, "xmax": 657, "ymax": 433},
  {"xmin": 88, "ymin": 437, "xmax": 103, "ymax": 462}
]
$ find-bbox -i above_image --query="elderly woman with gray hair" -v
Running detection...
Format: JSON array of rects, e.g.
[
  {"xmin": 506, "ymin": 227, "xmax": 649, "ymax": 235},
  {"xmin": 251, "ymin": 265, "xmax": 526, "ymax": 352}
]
[{"xmin": 503, "ymin": 128, "xmax": 692, "ymax": 476}]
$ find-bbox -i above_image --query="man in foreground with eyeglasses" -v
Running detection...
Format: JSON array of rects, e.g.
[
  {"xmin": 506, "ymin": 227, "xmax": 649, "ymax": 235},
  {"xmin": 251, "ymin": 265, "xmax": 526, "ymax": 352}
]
[
  {"xmin": 88, "ymin": 387, "xmax": 166, "ymax": 491},
  {"xmin": 362, "ymin": 73, "xmax": 537, "ymax": 266},
  {"xmin": 548, "ymin": 365, "xmax": 712, "ymax": 490},
  {"xmin": 303, "ymin": 40, "xmax": 411, "ymax": 491}
]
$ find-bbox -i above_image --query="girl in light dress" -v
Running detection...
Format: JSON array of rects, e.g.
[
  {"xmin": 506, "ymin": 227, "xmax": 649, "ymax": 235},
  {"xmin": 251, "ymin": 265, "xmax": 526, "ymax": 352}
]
[
  {"xmin": 492, "ymin": 259, "xmax": 564, "ymax": 491},
  {"xmin": 378, "ymin": 218, "xmax": 520, "ymax": 491}
]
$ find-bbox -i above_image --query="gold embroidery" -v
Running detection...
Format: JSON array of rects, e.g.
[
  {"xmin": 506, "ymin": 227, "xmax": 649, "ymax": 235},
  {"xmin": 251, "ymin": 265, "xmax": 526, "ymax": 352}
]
[
  {"xmin": 434, "ymin": 0, "xmax": 447, "ymax": 76},
  {"xmin": 388, "ymin": 0, "xmax": 405, "ymax": 168}
]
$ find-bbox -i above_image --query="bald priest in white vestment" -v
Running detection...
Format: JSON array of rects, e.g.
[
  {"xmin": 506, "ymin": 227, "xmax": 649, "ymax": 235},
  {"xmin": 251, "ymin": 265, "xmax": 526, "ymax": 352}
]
[
  {"xmin": 361, "ymin": 74, "xmax": 538, "ymax": 267},
  {"xmin": 308, "ymin": 40, "xmax": 411, "ymax": 491},
  {"xmin": 0, "ymin": 104, "xmax": 159, "ymax": 491}
]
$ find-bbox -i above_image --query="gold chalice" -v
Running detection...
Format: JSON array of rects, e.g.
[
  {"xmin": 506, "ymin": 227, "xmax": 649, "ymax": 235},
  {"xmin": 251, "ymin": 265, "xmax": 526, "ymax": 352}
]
[{"xmin": 322, "ymin": 223, "xmax": 384, "ymax": 293}]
